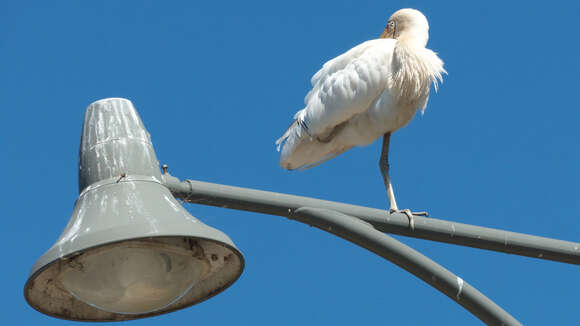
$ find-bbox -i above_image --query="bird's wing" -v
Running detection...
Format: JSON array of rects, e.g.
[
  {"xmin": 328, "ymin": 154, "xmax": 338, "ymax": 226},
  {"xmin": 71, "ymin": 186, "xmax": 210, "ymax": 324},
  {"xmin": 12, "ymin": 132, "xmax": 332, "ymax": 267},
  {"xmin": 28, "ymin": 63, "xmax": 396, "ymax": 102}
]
[
  {"xmin": 308, "ymin": 39, "xmax": 381, "ymax": 91},
  {"xmin": 298, "ymin": 38, "xmax": 395, "ymax": 136},
  {"xmin": 276, "ymin": 39, "xmax": 397, "ymax": 170}
]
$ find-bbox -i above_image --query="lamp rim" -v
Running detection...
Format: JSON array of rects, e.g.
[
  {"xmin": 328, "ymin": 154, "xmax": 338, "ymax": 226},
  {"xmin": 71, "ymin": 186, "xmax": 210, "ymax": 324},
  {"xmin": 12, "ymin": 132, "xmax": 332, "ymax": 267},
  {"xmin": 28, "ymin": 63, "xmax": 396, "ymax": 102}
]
[{"xmin": 24, "ymin": 235, "xmax": 245, "ymax": 322}]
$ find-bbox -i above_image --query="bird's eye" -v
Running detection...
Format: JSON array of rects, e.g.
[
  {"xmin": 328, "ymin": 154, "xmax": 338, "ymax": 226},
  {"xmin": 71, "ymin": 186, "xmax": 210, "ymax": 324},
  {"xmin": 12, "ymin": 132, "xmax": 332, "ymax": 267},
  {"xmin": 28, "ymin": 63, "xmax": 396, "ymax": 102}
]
[{"xmin": 388, "ymin": 21, "xmax": 395, "ymax": 27}]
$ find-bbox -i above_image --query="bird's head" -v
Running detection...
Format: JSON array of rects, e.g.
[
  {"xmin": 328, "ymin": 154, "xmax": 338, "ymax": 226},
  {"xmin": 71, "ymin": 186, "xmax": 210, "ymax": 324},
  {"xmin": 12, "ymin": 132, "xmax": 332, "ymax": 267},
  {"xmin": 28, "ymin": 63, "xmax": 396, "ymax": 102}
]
[{"xmin": 380, "ymin": 8, "xmax": 429, "ymax": 47}]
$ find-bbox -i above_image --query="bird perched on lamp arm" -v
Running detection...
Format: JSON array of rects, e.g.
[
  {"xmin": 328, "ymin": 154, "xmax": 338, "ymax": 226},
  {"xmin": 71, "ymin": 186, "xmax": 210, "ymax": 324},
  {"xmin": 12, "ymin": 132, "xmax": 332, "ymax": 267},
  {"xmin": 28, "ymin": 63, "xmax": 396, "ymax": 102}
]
[{"xmin": 276, "ymin": 8, "xmax": 446, "ymax": 229}]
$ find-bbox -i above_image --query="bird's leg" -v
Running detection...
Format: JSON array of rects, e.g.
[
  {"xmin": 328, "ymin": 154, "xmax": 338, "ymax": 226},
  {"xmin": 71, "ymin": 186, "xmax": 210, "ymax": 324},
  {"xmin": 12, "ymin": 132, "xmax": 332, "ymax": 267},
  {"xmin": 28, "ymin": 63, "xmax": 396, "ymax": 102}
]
[
  {"xmin": 379, "ymin": 133, "xmax": 428, "ymax": 231},
  {"xmin": 379, "ymin": 133, "xmax": 399, "ymax": 210}
]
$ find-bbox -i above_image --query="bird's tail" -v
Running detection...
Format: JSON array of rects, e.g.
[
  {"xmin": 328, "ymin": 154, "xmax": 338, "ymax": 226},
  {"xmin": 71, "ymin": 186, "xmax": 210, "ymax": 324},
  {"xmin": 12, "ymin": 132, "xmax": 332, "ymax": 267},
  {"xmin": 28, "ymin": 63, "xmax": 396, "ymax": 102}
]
[
  {"xmin": 275, "ymin": 120, "xmax": 298, "ymax": 152},
  {"xmin": 275, "ymin": 120, "xmax": 350, "ymax": 170}
]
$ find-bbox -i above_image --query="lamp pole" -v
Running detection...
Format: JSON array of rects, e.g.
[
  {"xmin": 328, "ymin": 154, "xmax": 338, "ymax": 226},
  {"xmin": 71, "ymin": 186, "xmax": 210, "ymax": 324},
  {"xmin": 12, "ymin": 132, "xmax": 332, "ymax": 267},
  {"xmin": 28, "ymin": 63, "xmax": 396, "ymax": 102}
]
[
  {"xmin": 161, "ymin": 173, "xmax": 580, "ymax": 326},
  {"xmin": 26, "ymin": 98, "xmax": 580, "ymax": 325}
]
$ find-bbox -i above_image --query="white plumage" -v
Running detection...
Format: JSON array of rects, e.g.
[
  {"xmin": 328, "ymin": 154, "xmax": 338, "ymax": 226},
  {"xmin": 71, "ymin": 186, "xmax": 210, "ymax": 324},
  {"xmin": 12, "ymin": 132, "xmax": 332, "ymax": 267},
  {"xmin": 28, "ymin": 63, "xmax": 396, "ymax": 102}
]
[{"xmin": 276, "ymin": 8, "xmax": 446, "ymax": 225}]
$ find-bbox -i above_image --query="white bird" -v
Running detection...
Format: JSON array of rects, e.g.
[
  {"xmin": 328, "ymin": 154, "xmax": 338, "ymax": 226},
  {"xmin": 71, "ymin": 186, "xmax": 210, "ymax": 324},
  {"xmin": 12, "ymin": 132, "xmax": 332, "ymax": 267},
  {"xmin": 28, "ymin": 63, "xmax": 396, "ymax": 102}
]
[{"xmin": 276, "ymin": 8, "xmax": 446, "ymax": 229}]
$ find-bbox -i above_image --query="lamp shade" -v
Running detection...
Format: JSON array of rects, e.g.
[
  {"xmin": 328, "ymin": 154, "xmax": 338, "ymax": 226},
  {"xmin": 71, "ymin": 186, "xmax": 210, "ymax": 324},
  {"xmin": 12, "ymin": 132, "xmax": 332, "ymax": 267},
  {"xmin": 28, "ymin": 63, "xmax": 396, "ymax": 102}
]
[{"xmin": 24, "ymin": 98, "xmax": 244, "ymax": 321}]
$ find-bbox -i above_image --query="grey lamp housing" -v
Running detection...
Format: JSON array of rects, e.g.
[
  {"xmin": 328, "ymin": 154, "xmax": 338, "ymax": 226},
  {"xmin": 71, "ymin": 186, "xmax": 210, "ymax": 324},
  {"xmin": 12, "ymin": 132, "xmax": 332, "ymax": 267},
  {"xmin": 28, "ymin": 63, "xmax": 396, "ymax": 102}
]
[{"xmin": 24, "ymin": 98, "xmax": 244, "ymax": 321}]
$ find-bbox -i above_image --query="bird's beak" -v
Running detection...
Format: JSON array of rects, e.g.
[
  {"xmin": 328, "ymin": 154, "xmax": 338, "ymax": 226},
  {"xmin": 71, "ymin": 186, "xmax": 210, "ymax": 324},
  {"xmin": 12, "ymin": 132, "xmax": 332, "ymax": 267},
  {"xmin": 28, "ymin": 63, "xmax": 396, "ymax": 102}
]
[{"xmin": 380, "ymin": 26, "xmax": 389, "ymax": 38}]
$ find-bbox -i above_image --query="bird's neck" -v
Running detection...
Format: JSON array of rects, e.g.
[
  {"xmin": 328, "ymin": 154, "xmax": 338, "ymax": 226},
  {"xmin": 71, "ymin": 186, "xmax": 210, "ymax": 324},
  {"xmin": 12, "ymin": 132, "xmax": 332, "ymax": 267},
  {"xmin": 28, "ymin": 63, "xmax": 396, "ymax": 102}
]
[
  {"xmin": 396, "ymin": 31, "xmax": 428, "ymax": 48},
  {"xmin": 391, "ymin": 40, "xmax": 444, "ymax": 111}
]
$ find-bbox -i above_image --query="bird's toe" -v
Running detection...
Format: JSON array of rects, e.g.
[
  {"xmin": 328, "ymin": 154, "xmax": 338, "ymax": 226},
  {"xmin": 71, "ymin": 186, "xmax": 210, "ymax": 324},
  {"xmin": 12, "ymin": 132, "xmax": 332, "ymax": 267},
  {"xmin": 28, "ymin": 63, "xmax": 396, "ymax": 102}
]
[{"xmin": 388, "ymin": 208, "xmax": 429, "ymax": 231}]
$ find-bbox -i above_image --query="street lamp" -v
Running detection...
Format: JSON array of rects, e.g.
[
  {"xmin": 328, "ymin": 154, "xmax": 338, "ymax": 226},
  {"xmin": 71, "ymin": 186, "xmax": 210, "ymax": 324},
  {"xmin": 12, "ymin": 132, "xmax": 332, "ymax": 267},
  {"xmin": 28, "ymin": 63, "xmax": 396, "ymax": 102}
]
[
  {"xmin": 24, "ymin": 98, "xmax": 244, "ymax": 321},
  {"xmin": 25, "ymin": 98, "xmax": 580, "ymax": 325}
]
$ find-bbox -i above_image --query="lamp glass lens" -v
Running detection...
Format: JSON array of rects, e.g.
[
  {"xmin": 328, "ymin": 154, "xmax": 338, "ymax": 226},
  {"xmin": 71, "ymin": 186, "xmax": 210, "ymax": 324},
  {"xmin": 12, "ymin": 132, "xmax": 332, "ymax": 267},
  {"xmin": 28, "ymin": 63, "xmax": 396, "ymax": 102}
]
[{"xmin": 60, "ymin": 240, "xmax": 206, "ymax": 314}]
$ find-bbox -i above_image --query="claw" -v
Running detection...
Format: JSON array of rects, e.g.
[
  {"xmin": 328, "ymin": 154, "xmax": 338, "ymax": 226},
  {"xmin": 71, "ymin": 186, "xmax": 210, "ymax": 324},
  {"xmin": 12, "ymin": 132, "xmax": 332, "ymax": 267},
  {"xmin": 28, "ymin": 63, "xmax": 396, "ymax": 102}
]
[
  {"xmin": 402, "ymin": 209, "xmax": 415, "ymax": 231},
  {"xmin": 389, "ymin": 208, "xmax": 428, "ymax": 231}
]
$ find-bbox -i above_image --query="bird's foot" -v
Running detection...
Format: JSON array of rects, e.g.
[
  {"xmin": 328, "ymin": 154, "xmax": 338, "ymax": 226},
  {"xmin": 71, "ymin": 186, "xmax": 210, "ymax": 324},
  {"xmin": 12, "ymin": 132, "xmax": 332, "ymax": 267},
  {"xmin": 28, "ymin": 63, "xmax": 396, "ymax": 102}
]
[{"xmin": 389, "ymin": 209, "xmax": 429, "ymax": 231}]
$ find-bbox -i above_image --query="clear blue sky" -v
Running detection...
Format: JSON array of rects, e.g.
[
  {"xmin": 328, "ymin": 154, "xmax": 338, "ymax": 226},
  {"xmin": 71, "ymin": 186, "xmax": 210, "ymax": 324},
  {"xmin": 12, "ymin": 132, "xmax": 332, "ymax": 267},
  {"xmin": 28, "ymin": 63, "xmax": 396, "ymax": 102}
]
[{"xmin": 3, "ymin": 1, "xmax": 580, "ymax": 325}]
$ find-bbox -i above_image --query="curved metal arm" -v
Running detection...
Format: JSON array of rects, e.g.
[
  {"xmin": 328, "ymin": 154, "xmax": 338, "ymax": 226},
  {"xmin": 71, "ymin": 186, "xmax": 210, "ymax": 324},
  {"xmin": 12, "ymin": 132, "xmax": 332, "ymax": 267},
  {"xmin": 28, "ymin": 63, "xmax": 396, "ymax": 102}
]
[
  {"xmin": 163, "ymin": 176, "xmax": 580, "ymax": 325},
  {"xmin": 291, "ymin": 207, "xmax": 521, "ymax": 326},
  {"xmin": 165, "ymin": 178, "xmax": 580, "ymax": 265}
]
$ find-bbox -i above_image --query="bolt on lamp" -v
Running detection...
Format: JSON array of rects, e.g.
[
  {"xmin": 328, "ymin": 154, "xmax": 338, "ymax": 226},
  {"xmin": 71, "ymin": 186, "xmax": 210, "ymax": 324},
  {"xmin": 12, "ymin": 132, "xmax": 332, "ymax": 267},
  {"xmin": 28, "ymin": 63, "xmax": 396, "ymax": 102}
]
[{"xmin": 24, "ymin": 98, "xmax": 244, "ymax": 321}]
